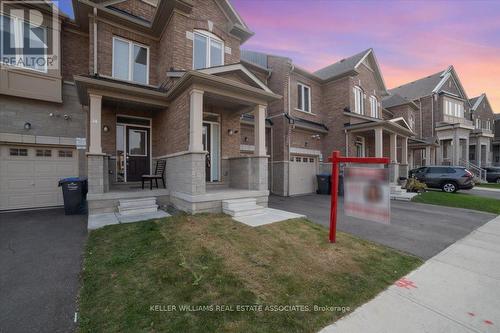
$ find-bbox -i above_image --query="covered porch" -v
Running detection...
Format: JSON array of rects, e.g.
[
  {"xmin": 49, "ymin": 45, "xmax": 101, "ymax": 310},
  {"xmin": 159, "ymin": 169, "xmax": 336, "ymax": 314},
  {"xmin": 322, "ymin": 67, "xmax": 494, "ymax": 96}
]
[
  {"xmin": 435, "ymin": 123, "xmax": 473, "ymax": 166},
  {"xmin": 345, "ymin": 117, "xmax": 414, "ymax": 183},
  {"xmin": 408, "ymin": 137, "xmax": 439, "ymax": 169},
  {"xmin": 75, "ymin": 67, "xmax": 280, "ymax": 214}
]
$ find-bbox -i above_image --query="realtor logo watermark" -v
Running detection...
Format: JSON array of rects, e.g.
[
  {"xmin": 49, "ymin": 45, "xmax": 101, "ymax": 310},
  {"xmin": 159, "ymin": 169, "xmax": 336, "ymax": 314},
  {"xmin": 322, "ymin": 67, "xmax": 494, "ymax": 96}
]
[{"xmin": 0, "ymin": 1, "xmax": 60, "ymax": 72}]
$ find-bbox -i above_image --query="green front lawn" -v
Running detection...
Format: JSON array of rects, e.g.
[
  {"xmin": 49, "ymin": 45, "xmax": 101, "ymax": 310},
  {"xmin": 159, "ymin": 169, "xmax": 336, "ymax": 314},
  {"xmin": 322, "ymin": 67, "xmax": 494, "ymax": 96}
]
[
  {"xmin": 476, "ymin": 183, "xmax": 500, "ymax": 189},
  {"xmin": 412, "ymin": 191, "xmax": 500, "ymax": 214},
  {"xmin": 79, "ymin": 214, "xmax": 421, "ymax": 333}
]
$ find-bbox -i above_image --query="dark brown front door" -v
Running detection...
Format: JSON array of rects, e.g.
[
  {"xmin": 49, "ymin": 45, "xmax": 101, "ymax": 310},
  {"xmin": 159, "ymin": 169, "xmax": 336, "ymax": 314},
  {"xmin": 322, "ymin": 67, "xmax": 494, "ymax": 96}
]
[{"xmin": 126, "ymin": 127, "xmax": 150, "ymax": 181}]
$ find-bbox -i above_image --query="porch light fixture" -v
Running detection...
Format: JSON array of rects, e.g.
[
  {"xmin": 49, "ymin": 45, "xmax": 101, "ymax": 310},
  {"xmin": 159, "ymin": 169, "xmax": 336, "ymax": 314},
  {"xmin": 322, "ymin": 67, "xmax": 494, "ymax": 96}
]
[
  {"xmin": 24, "ymin": 122, "xmax": 32, "ymax": 130},
  {"xmin": 103, "ymin": 125, "xmax": 110, "ymax": 133},
  {"xmin": 227, "ymin": 129, "xmax": 239, "ymax": 136}
]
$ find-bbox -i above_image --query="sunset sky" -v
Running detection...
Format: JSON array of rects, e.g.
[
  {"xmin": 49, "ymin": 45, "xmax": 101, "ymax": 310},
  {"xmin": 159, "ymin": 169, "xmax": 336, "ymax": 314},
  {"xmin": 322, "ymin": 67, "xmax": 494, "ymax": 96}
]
[{"xmin": 58, "ymin": 0, "xmax": 500, "ymax": 112}]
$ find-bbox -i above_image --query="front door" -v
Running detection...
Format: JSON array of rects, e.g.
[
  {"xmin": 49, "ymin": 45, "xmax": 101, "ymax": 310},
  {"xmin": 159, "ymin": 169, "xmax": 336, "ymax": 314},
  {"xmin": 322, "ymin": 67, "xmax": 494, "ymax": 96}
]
[
  {"xmin": 202, "ymin": 122, "xmax": 220, "ymax": 182},
  {"xmin": 126, "ymin": 127, "xmax": 150, "ymax": 181}
]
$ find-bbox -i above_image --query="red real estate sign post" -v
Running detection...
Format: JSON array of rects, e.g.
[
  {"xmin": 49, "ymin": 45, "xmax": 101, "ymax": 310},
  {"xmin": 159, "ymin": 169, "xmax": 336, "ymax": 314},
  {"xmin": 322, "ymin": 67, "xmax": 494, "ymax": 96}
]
[{"xmin": 328, "ymin": 151, "xmax": 390, "ymax": 243}]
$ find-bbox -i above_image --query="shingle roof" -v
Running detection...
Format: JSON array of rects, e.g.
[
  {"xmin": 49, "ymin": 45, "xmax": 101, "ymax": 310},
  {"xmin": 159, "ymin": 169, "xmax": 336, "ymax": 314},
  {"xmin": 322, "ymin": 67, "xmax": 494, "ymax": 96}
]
[
  {"xmin": 469, "ymin": 94, "xmax": 484, "ymax": 111},
  {"xmin": 382, "ymin": 93, "xmax": 412, "ymax": 109},
  {"xmin": 389, "ymin": 70, "xmax": 445, "ymax": 101},
  {"xmin": 313, "ymin": 48, "xmax": 371, "ymax": 80}
]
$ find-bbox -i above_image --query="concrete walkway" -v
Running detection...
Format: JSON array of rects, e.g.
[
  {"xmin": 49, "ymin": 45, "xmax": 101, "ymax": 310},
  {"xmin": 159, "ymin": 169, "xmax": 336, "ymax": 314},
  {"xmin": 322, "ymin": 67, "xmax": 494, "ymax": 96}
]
[{"xmin": 320, "ymin": 215, "xmax": 500, "ymax": 333}]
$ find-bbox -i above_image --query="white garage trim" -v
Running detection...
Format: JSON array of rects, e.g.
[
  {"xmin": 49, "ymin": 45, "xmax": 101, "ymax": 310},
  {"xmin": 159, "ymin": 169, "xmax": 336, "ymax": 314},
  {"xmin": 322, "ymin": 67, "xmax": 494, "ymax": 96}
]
[
  {"xmin": 290, "ymin": 147, "xmax": 321, "ymax": 156},
  {"xmin": 0, "ymin": 145, "xmax": 79, "ymax": 211}
]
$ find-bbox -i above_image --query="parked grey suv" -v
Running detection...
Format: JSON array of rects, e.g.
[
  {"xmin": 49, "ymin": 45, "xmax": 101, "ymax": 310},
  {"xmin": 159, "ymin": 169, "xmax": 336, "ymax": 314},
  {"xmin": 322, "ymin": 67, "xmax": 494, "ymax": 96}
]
[
  {"xmin": 409, "ymin": 166, "xmax": 474, "ymax": 193},
  {"xmin": 485, "ymin": 167, "xmax": 500, "ymax": 183}
]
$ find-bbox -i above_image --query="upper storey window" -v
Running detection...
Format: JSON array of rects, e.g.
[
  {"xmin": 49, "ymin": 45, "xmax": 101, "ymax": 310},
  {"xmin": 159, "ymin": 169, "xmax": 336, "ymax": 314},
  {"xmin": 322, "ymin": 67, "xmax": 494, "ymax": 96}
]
[
  {"xmin": 297, "ymin": 83, "xmax": 311, "ymax": 113},
  {"xmin": 353, "ymin": 86, "xmax": 364, "ymax": 114},
  {"xmin": 193, "ymin": 30, "xmax": 223, "ymax": 70},
  {"xmin": 444, "ymin": 99, "xmax": 464, "ymax": 118},
  {"xmin": 112, "ymin": 37, "xmax": 149, "ymax": 85},
  {"xmin": 1, "ymin": 14, "xmax": 47, "ymax": 72},
  {"xmin": 369, "ymin": 96, "xmax": 378, "ymax": 118}
]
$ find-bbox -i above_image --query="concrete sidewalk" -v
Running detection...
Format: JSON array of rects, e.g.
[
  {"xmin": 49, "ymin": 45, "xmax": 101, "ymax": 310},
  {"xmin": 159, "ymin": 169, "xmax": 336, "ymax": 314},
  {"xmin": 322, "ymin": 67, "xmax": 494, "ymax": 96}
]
[{"xmin": 320, "ymin": 215, "xmax": 500, "ymax": 333}]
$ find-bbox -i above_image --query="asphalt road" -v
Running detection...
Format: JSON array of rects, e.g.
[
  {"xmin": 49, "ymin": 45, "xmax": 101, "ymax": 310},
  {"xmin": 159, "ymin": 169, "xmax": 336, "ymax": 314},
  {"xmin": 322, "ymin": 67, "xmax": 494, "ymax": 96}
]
[
  {"xmin": 269, "ymin": 194, "xmax": 496, "ymax": 259},
  {"xmin": 0, "ymin": 209, "xmax": 87, "ymax": 333}
]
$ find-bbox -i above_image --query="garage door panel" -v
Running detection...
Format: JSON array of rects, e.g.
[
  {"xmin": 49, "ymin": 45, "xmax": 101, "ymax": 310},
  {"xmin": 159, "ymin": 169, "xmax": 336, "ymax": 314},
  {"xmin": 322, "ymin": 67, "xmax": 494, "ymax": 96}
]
[
  {"xmin": 0, "ymin": 145, "xmax": 78, "ymax": 210},
  {"xmin": 289, "ymin": 156, "xmax": 318, "ymax": 196}
]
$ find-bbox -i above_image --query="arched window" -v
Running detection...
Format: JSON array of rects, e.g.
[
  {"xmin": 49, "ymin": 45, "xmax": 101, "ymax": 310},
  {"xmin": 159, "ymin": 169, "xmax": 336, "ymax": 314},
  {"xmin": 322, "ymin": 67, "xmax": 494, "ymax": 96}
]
[
  {"xmin": 353, "ymin": 86, "xmax": 364, "ymax": 114},
  {"xmin": 369, "ymin": 96, "xmax": 378, "ymax": 118},
  {"xmin": 193, "ymin": 30, "xmax": 224, "ymax": 70}
]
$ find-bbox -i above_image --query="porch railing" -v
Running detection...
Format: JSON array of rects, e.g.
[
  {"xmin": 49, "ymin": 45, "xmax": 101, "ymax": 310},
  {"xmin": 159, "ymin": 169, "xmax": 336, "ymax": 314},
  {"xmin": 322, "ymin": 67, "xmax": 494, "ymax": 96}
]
[
  {"xmin": 459, "ymin": 159, "xmax": 487, "ymax": 182},
  {"xmin": 443, "ymin": 115, "xmax": 473, "ymax": 127}
]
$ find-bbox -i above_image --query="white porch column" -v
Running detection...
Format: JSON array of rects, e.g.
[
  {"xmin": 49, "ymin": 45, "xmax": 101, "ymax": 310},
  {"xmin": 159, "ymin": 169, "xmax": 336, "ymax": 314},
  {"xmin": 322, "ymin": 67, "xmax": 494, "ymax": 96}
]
[
  {"xmin": 390, "ymin": 133, "xmax": 397, "ymax": 163},
  {"xmin": 424, "ymin": 146, "xmax": 431, "ymax": 166},
  {"xmin": 189, "ymin": 89, "xmax": 204, "ymax": 152},
  {"xmin": 89, "ymin": 94, "xmax": 103, "ymax": 154},
  {"xmin": 254, "ymin": 104, "xmax": 266, "ymax": 156},
  {"xmin": 477, "ymin": 143, "xmax": 482, "ymax": 167},
  {"xmin": 465, "ymin": 138, "xmax": 470, "ymax": 165},
  {"xmin": 401, "ymin": 137, "xmax": 408, "ymax": 164},
  {"xmin": 452, "ymin": 135, "xmax": 460, "ymax": 165},
  {"xmin": 374, "ymin": 127, "xmax": 383, "ymax": 157}
]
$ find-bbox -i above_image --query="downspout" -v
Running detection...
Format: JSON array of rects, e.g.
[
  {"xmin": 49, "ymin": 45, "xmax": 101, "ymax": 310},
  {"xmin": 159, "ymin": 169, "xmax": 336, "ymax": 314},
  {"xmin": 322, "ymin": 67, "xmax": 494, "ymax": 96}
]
[
  {"xmin": 287, "ymin": 61, "xmax": 294, "ymax": 196},
  {"xmin": 93, "ymin": 7, "xmax": 98, "ymax": 75}
]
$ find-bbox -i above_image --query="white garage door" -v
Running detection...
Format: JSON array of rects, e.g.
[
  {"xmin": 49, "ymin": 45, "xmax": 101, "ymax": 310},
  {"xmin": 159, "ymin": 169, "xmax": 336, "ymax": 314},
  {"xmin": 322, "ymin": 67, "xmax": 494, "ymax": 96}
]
[
  {"xmin": 289, "ymin": 155, "xmax": 318, "ymax": 195},
  {"xmin": 0, "ymin": 145, "xmax": 78, "ymax": 210}
]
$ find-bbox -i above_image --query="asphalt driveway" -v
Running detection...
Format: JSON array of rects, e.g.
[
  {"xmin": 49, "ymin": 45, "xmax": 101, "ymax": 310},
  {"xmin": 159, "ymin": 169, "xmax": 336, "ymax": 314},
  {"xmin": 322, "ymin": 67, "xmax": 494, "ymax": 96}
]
[
  {"xmin": 0, "ymin": 209, "xmax": 87, "ymax": 333},
  {"xmin": 269, "ymin": 194, "xmax": 496, "ymax": 259}
]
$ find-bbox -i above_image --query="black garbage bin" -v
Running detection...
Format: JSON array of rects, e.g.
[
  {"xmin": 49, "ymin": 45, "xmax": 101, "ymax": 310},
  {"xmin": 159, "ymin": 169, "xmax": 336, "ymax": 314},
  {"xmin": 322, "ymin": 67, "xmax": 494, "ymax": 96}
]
[
  {"xmin": 316, "ymin": 174, "xmax": 331, "ymax": 194},
  {"xmin": 58, "ymin": 177, "xmax": 87, "ymax": 215}
]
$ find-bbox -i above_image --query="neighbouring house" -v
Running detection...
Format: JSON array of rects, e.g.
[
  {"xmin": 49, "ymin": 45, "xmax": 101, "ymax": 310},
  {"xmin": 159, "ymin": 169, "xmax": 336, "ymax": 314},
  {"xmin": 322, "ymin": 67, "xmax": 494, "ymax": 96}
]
[
  {"xmin": 387, "ymin": 66, "xmax": 476, "ymax": 169},
  {"xmin": 493, "ymin": 113, "xmax": 500, "ymax": 166},
  {"xmin": 241, "ymin": 49, "xmax": 415, "ymax": 196},
  {"xmin": 468, "ymin": 93, "xmax": 495, "ymax": 167},
  {"xmin": 0, "ymin": 0, "xmax": 281, "ymax": 213}
]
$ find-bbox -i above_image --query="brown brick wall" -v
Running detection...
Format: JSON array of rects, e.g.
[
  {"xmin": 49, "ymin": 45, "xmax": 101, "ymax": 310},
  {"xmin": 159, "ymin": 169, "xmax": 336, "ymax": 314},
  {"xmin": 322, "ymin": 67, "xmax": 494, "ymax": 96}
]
[
  {"xmin": 349, "ymin": 64, "xmax": 384, "ymax": 118},
  {"xmin": 113, "ymin": 0, "xmax": 157, "ymax": 22},
  {"xmin": 289, "ymin": 72, "xmax": 322, "ymax": 122},
  {"xmin": 472, "ymin": 97, "xmax": 495, "ymax": 126},
  {"xmin": 62, "ymin": 28, "xmax": 89, "ymax": 81},
  {"xmin": 385, "ymin": 104, "xmax": 416, "ymax": 132},
  {"xmin": 290, "ymin": 128, "xmax": 321, "ymax": 151},
  {"xmin": 153, "ymin": 90, "xmax": 189, "ymax": 156}
]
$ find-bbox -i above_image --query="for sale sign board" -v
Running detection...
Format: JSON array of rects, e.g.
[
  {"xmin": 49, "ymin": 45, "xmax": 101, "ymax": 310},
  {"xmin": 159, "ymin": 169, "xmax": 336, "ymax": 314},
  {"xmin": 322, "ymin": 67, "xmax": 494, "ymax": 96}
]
[{"xmin": 344, "ymin": 167, "xmax": 390, "ymax": 224}]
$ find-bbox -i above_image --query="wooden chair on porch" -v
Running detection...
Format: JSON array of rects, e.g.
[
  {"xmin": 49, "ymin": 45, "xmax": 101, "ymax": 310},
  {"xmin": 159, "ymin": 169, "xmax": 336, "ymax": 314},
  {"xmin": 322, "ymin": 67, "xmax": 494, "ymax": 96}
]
[{"xmin": 142, "ymin": 160, "xmax": 166, "ymax": 190}]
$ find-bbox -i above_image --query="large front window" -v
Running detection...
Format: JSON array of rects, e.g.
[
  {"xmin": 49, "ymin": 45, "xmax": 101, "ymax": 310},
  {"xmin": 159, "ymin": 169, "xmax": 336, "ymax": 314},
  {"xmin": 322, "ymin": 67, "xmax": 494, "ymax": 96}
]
[
  {"xmin": 112, "ymin": 37, "xmax": 149, "ymax": 84},
  {"xmin": 1, "ymin": 14, "xmax": 47, "ymax": 72},
  {"xmin": 193, "ymin": 30, "xmax": 223, "ymax": 70},
  {"xmin": 297, "ymin": 82, "xmax": 311, "ymax": 112},
  {"xmin": 353, "ymin": 86, "xmax": 364, "ymax": 114},
  {"xmin": 444, "ymin": 99, "xmax": 464, "ymax": 118},
  {"xmin": 369, "ymin": 96, "xmax": 378, "ymax": 118}
]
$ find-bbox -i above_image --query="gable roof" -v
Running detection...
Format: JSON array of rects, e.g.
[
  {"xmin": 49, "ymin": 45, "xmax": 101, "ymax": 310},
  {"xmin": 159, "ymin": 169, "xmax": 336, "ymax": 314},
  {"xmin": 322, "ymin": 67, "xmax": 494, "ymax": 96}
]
[
  {"xmin": 469, "ymin": 94, "xmax": 485, "ymax": 111},
  {"xmin": 389, "ymin": 66, "xmax": 469, "ymax": 102},
  {"xmin": 382, "ymin": 93, "xmax": 418, "ymax": 110},
  {"xmin": 314, "ymin": 49, "xmax": 370, "ymax": 80},
  {"xmin": 197, "ymin": 63, "xmax": 273, "ymax": 93}
]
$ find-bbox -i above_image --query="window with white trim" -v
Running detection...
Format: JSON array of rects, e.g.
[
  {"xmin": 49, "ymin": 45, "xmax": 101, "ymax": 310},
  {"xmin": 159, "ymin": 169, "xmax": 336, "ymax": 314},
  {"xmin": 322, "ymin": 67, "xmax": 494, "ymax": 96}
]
[
  {"xmin": 353, "ymin": 86, "xmax": 364, "ymax": 114},
  {"xmin": 444, "ymin": 99, "xmax": 464, "ymax": 118},
  {"xmin": 369, "ymin": 96, "xmax": 378, "ymax": 118},
  {"xmin": 409, "ymin": 113, "xmax": 415, "ymax": 130},
  {"xmin": 475, "ymin": 118, "xmax": 480, "ymax": 129},
  {"xmin": 297, "ymin": 83, "xmax": 311, "ymax": 112},
  {"xmin": 193, "ymin": 30, "xmax": 224, "ymax": 69},
  {"xmin": 355, "ymin": 136, "xmax": 365, "ymax": 157},
  {"xmin": 1, "ymin": 14, "xmax": 47, "ymax": 72},
  {"xmin": 112, "ymin": 37, "xmax": 149, "ymax": 84}
]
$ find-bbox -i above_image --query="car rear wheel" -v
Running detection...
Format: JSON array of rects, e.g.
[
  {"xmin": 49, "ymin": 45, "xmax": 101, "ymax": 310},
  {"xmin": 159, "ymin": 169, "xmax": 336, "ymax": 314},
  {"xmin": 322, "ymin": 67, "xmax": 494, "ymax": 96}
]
[{"xmin": 442, "ymin": 181, "xmax": 457, "ymax": 193}]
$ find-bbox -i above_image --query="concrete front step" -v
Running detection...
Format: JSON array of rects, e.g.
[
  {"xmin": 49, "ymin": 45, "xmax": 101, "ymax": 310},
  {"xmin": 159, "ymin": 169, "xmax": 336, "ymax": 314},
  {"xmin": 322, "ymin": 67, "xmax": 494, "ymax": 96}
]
[
  {"xmin": 118, "ymin": 204, "xmax": 159, "ymax": 215},
  {"xmin": 222, "ymin": 198, "xmax": 265, "ymax": 217},
  {"xmin": 391, "ymin": 192, "xmax": 418, "ymax": 201},
  {"xmin": 222, "ymin": 198, "xmax": 257, "ymax": 210},
  {"xmin": 118, "ymin": 197, "xmax": 157, "ymax": 209}
]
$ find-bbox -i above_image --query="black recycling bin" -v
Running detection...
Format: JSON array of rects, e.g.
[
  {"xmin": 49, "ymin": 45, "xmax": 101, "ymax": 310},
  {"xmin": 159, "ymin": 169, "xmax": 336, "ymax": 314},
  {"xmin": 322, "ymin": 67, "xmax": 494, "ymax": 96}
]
[
  {"xmin": 316, "ymin": 174, "xmax": 331, "ymax": 194},
  {"xmin": 58, "ymin": 177, "xmax": 88, "ymax": 215}
]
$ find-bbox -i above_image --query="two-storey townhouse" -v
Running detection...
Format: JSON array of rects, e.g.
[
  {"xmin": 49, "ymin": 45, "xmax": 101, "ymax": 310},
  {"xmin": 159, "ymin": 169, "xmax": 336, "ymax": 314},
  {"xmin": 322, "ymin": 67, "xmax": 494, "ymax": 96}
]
[
  {"xmin": 1, "ymin": 0, "xmax": 281, "ymax": 215},
  {"xmin": 388, "ymin": 66, "xmax": 474, "ymax": 169},
  {"xmin": 469, "ymin": 93, "xmax": 495, "ymax": 167},
  {"xmin": 242, "ymin": 49, "xmax": 415, "ymax": 196}
]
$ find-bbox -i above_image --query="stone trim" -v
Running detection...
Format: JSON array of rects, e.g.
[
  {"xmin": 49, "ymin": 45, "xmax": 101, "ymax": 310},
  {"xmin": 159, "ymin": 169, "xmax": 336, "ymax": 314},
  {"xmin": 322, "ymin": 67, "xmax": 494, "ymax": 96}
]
[
  {"xmin": 290, "ymin": 147, "xmax": 321, "ymax": 156},
  {"xmin": 0, "ymin": 133, "xmax": 77, "ymax": 146}
]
